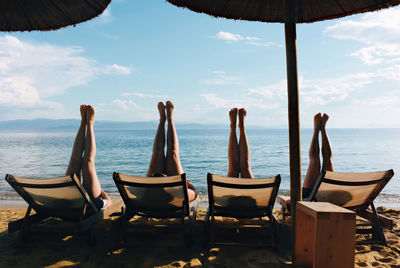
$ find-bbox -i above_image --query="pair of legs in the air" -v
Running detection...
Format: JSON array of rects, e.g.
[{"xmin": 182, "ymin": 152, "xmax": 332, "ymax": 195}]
[
  {"xmin": 227, "ymin": 108, "xmax": 254, "ymax": 178},
  {"xmin": 302, "ymin": 112, "xmax": 334, "ymax": 199},
  {"xmin": 147, "ymin": 101, "xmax": 197, "ymax": 202},
  {"xmin": 66, "ymin": 105, "xmax": 111, "ymax": 209}
]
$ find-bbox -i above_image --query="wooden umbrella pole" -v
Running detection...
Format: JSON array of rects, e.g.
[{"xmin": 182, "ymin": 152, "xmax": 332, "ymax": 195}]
[{"xmin": 284, "ymin": 0, "xmax": 301, "ymax": 260}]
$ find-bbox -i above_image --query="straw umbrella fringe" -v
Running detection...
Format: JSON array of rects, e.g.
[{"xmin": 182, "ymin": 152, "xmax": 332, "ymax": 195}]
[
  {"xmin": 0, "ymin": 0, "xmax": 111, "ymax": 32},
  {"xmin": 167, "ymin": 0, "xmax": 400, "ymax": 23}
]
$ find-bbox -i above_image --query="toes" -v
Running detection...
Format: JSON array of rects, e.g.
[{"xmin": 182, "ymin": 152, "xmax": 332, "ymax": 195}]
[
  {"xmin": 322, "ymin": 113, "xmax": 329, "ymax": 123},
  {"xmin": 166, "ymin": 100, "xmax": 174, "ymax": 109},
  {"xmin": 229, "ymin": 108, "xmax": 238, "ymax": 116}
]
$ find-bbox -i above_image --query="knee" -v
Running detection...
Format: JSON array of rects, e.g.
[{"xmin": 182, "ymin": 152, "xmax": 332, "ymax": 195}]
[{"xmin": 187, "ymin": 189, "xmax": 197, "ymax": 202}]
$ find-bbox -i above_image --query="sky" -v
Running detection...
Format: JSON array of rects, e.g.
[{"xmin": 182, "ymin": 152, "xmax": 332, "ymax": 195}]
[{"xmin": 1, "ymin": 0, "xmax": 400, "ymax": 128}]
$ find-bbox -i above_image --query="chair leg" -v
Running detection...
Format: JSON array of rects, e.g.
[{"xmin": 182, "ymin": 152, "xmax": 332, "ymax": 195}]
[
  {"xmin": 209, "ymin": 212, "xmax": 215, "ymax": 247},
  {"xmin": 112, "ymin": 208, "xmax": 133, "ymax": 246},
  {"xmin": 281, "ymin": 206, "xmax": 286, "ymax": 221},
  {"xmin": 203, "ymin": 208, "xmax": 211, "ymax": 248},
  {"xmin": 181, "ymin": 213, "xmax": 191, "ymax": 247},
  {"xmin": 18, "ymin": 206, "xmax": 32, "ymax": 242},
  {"xmin": 270, "ymin": 214, "xmax": 279, "ymax": 251},
  {"xmin": 88, "ymin": 225, "xmax": 96, "ymax": 245},
  {"xmin": 111, "ymin": 216, "xmax": 123, "ymax": 248},
  {"xmin": 369, "ymin": 202, "xmax": 387, "ymax": 245},
  {"xmin": 120, "ymin": 211, "xmax": 131, "ymax": 243}
]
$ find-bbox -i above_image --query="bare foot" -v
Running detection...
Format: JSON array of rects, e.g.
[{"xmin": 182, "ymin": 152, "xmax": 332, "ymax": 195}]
[
  {"xmin": 229, "ymin": 108, "xmax": 238, "ymax": 128},
  {"xmin": 238, "ymin": 108, "xmax": 247, "ymax": 129},
  {"xmin": 321, "ymin": 113, "xmax": 329, "ymax": 131},
  {"xmin": 158, "ymin": 102, "xmax": 166, "ymax": 122},
  {"xmin": 80, "ymin": 105, "xmax": 87, "ymax": 125},
  {"xmin": 166, "ymin": 100, "xmax": 174, "ymax": 122},
  {"xmin": 314, "ymin": 113, "xmax": 322, "ymax": 133},
  {"xmin": 86, "ymin": 105, "xmax": 95, "ymax": 126},
  {"xmin": 100, "ymin": 190, "xmax": 112, "ymax": 209}
]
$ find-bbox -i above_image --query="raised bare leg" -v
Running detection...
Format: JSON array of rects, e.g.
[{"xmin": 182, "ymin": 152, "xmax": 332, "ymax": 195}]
[
  {"xmin": 303, "ymin": 113, "xmax": 322, "ymax": 190},
  {"xmin": 165, "ymin": 101, "xmax": 196, "ymax": 201},
  {"xmin": 66, "ymin": 105, "xmax": 86, "ymax": 179},
  {"xmin": 82, "ymin": 105, "xmax": 111, "ymax": 207},
  {"xmin": 227, "ymin": 108, "xmax": 240, "ymax": 177},
  {"xmin": 321, "ymin": 113, "xmax": 334, "ymax": 172},
  {"xmin": 238, "ymin": 108, "xmax": 254, "ymax": 178},
  {"xmin": 165, "ymin": 101, "xmax": 184, "ymax": 176},
  {"xmin": 147, "ymin": 102, "xmax": 166, "ymax": 176}
]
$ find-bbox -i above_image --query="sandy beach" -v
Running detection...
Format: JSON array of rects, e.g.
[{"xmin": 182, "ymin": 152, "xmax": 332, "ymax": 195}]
[{"xmin": 0, "ymin": 197, "xmax": 399, "ymax": 268}]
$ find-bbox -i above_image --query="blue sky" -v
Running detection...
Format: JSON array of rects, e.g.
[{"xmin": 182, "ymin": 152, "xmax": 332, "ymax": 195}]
[{"xmin": 1, "ymin": 0, "xmax": 400, "ymax": 128}]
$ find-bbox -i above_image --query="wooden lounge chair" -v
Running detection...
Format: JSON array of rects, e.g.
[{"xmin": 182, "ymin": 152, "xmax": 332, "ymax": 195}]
[
  {"xmin": 5, "ymin": 174, "xmax": 102, "ymax": 243},
  {"xmin": 112, "ymin": 172, "xmax": 198, "ymax": 246},
  {"xmin": 205, "ymin": 173, "xmax": 281, "ymax": 248},
  {"xmin": 278, "ymin": 169, "xmax": 394, "ymax": 244}
]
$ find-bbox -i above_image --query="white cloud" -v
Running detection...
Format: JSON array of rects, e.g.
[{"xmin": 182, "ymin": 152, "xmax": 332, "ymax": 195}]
[
  {"xmin": 0, "ymin": 36, "xmax": 96, "ymax": 99},
  {"xmin": 202, "ymin": 93, "xmax": 230, "ymax": 108},
  {"xmin": 112, "ymin": 99, "xmax": 140, "ymax": 111},
  {"xmin": 353, "ymin": 94, "xmax": 400, "ymax": 106},
  {"xmin": 246, "ymin": 66, "xmax": 400, "ymax": 106},
  {"xmin": 120, "ymin": 92, "xmax": 168, "ymax": 99},
  {"xmin": 245, "ymin": 70, "xmax": 391, "ymax": 106},
  {"xmin": 214, "ymin": 31, "xmax": 280, "ymax": 47},
  {"xmin": 300, "ymin": 73, "xmax": 375, "ymax": 105},
  {"xmin": 246, "ymin": 80, "xmax": 287, "ymax": 99},
  {"xmin": 103, "ymin": 64, "xmax": 132, "ymax": 75},
  {"xmin": 0, "ymin": 35, "xmax": 131, "ymax": 114},
  {"xmin": 202, "ymin": 93, "xmax": 280, "ymax": 110},
  {"xmin": 0, "ymin": 76, "xmax": 61, "ymax": 108},
  {"xmin": 245, "ymin": 39, "xmax": 279, "ymax": 47},
  {"xmin": 324, "ymin": 7, "xmax": 400, "ymax": 65},
  {"xmin": 202, "ymin": 71, "xmax": 241, "ymax": 85},
  {"xmin": 212, "ymin": 71, "xmax": 225, "ymax": 74},
  {"xmin": 215, "ymin": 31, "xmax": 244, "ymax": 42}
]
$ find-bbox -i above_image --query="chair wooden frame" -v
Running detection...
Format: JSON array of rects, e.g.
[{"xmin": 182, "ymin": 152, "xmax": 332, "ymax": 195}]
[
  {"xmin": 5, "ymin": 174, "xmax": 102, "ymax": 244},
  {"xmin": 112, "ymin": 172, "xmax": 198, "ymax": 247},
  {"xmin": 205, "ymin": 173, "xmax": 281, "ymax": 249},
  {"xmin": 278, "ymin": 169, "xmax": 394, "ymax": 245}
]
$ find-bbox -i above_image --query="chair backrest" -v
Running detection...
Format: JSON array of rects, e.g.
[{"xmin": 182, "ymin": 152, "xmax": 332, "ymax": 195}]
[
  {"xmin": 113, "ymin": 172, "xmax": 189, "ymax": 218},
  {"xmin": 310, "ymin": 169, "xmax": 394, "ymax": 210},
  {"xmin": 207, "ymin": 173, "xmax": 281, "ymax": 217},
  {"xmin": 5, "ymin": 174, "xmax": 98, "ymax": 219}
]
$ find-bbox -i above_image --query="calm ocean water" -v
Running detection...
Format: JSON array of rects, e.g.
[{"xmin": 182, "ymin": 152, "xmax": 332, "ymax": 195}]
[{"xmin": 0, "ymin": 128, "xmax": 399, "ymax": 204}]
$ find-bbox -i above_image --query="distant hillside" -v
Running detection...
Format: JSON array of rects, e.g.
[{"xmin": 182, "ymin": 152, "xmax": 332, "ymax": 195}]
[{"xmin": 0, "ymin": 119, "xmax": 231, "ymax": 131}]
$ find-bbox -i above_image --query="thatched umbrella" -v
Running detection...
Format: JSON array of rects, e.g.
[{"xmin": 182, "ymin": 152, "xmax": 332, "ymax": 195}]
[
  {"xmin": 0, "ymin": 0, "xmax": 111, "ymax": 31},
  {"xmin": 166, "ymin": 0, "xmax": 400, "ymax": 257}
]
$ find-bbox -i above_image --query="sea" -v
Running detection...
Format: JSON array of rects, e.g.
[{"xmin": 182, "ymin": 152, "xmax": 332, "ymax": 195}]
[{"xmin": 0, "ymin": 128, "xmax": 399, "ymax": 206}]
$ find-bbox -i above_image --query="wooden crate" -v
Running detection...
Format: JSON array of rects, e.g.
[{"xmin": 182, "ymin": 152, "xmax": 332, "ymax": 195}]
[{"xmin": 294, "ymin": 201, "xmax": 356, "ymax": 268}]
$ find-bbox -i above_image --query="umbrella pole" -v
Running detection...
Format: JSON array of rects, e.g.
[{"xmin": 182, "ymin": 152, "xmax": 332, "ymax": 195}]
[{"xmin": 285, "ymin": 0, "xmax": 302, "ymax": 262}]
